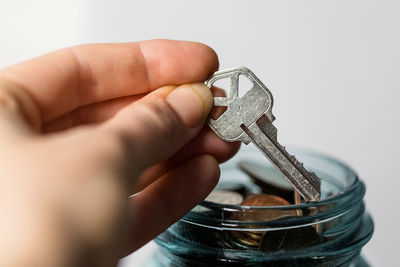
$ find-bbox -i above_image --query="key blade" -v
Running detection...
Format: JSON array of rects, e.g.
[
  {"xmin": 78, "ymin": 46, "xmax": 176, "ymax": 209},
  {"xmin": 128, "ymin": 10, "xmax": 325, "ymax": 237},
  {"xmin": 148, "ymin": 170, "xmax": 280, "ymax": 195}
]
[
  {"xmin": 258, "ymin": 117, "xmax": 321, "ymax": 191},
  {"xmin": 241, "ymin": 120, "xmax": 321, "ymax": 202},
  {"xmin": 205, "ymin": 67, "xmax": 274, "ymax": 143}
]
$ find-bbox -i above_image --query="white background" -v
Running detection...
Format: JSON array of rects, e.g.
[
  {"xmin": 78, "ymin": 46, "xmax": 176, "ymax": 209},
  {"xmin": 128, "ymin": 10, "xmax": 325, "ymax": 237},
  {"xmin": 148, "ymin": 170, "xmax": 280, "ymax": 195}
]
[{"xmin": 1, "ymin": 0, "xmax": 399, "ymax": 266}]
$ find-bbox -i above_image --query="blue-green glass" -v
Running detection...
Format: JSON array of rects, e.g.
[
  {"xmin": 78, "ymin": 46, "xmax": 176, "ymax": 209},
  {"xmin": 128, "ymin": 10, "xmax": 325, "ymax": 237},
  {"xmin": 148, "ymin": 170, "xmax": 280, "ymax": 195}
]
[{"xmin": 154, "ymin": 147, "xmax": 374, "ymax": 266}]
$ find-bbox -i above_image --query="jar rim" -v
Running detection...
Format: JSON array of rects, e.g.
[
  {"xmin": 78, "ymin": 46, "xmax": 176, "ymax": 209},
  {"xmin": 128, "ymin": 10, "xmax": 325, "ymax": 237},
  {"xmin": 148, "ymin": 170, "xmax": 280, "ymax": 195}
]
[{"xmin": 182, "ymin": 147, "xmax": 366, "ymax": 230}]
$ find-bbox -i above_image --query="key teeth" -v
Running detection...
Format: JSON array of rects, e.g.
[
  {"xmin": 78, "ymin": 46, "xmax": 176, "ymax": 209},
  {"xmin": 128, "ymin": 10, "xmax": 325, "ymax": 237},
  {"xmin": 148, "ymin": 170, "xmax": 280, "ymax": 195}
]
[
  {"xmin": 288, "ymin": 153, "xmax": 322, "ymax": 192},
  {"xmin": 309, "ymin": 172, "xmax": 322, "ymax": 189},
  {"xmin": 267, "ymin": 137, "xmax": 322, "ymax": 200},
  {"xmin": 277, "ymin": 143, "xmax": 286, "ymax": 151}
]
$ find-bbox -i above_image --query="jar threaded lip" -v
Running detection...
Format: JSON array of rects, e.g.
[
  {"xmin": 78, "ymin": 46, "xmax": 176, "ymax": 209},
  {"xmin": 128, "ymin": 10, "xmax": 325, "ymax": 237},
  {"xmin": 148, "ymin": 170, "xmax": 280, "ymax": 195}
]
[
  {"xmin": 155, "ymin": 147, "xmax": 374, "ymax": 265},
  {"xmin": 182, "ymin": 148, "xmax": 366, "ymax": 230}
]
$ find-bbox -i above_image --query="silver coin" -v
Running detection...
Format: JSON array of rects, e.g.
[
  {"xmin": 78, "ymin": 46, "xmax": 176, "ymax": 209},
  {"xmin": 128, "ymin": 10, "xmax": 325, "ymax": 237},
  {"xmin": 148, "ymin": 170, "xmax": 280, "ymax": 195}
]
[
  {"xmin": 238, "ymin": 160, "xmax": 292, "ymax": 191},
  {"xmin": 205, "ymin": 190, "xmax": 244, "ymax": 205}
]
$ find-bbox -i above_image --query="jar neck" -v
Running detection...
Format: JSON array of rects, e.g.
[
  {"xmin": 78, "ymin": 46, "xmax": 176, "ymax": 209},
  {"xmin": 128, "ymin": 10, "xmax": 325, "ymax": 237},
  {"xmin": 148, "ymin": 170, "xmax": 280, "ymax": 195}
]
[
  {"xmin": 182, "ymin": 176, "xmax": 366, "ymax": 231},
  {"xmin": 155, "ymin": 148, "xmax": 374, "ymax": 266},
  {"xmin": 154, "ymin": 244, "xmax": 365, "ymax": 267}
]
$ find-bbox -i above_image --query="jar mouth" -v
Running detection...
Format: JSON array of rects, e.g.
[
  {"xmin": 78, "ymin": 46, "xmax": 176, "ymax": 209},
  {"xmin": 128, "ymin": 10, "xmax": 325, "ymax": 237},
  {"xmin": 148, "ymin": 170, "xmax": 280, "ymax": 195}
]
[
  {"xmin": 156, "ymin": 147, "xmax": 373, "ymax": 264},
  {"xmin": 182, "ymin": 147, "xmax": 366, "ymax": 230}
]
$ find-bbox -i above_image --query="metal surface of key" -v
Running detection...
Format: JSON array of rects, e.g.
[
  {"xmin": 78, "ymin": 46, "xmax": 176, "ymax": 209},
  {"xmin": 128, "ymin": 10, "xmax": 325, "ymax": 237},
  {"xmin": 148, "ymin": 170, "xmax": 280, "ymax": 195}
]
[{"xmin": 206, "ymin": 67, "xmax": 321, "ymax": 201}]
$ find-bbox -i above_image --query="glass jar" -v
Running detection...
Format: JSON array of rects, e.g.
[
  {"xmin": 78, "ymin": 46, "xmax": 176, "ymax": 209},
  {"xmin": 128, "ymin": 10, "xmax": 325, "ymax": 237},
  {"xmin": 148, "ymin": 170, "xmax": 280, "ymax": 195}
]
[{"xmin": 154, "ymin": 146, "xmax": 374, "ymax": 266}]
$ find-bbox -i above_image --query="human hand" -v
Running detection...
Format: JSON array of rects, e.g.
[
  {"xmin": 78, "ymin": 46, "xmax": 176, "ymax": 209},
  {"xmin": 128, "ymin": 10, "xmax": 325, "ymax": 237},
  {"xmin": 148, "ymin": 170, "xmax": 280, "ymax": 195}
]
[{"xmin": 0, "ymin": 40, "xmax": 239, "ymax": 267}]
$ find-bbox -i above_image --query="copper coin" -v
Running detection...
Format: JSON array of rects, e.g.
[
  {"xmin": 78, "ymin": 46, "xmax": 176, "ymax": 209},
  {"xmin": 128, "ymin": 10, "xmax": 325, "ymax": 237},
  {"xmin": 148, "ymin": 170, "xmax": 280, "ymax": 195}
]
[
  {"xmin": 241, "ymin": 193, "xmax": 291, "ymax": 206},
  {"xmin": 229, "ymin": 230, "xmax": 264, "ymax": 248},
  {"xmin": 237, "ymin": 194, "xmax": 298, "ymax": 222},
  {"xmin": 261, "ymin": 226, "xmax": 321, "ymax": 251}
]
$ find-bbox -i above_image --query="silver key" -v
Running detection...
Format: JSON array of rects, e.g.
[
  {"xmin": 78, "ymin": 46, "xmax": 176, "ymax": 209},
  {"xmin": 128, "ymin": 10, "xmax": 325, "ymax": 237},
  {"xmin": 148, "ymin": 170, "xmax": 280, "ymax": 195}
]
[{"xmin": 206, "ymin": 67, "xmax": 321, "ymax": 202}]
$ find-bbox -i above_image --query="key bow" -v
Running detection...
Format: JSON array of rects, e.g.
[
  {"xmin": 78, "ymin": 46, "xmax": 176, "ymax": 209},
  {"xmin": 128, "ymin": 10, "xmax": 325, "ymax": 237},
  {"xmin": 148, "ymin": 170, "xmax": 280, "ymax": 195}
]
[{"xmin": 205, "ymin": 67, "xmax": 274, "ymax": 144}]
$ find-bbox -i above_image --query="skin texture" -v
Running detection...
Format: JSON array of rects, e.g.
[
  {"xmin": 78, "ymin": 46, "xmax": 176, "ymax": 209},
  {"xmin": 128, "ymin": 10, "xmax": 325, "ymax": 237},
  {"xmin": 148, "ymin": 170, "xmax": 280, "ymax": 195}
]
[{"xmin": 0, "ymin": 40, "xmax": 240, "ymax": 267}]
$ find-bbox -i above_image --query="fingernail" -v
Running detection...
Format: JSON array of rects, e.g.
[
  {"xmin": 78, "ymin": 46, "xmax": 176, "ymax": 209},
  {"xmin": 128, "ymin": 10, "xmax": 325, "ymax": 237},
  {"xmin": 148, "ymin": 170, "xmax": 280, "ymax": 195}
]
[{"xmin": 166, "ymin": 83, "xmax": 213, "ymax": 128}]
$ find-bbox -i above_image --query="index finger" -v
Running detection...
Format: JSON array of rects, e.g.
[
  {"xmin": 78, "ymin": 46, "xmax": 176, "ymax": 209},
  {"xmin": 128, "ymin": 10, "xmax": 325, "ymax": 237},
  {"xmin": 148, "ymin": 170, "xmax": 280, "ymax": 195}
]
[{"xmin": 0, "ymin": 40, "xmax": 218, "ymax": 126}]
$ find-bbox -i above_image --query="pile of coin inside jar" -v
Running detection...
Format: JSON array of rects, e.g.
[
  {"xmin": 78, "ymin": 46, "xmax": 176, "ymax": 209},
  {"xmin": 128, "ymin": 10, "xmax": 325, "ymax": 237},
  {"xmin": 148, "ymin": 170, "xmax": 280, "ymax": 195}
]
[{"xmin": 202, "ymin": 160, "xmax": 324, "ymax": 251}]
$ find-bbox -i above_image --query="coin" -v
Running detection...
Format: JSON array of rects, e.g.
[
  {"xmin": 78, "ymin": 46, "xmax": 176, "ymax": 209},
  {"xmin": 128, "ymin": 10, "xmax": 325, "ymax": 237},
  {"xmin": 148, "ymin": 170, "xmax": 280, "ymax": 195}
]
[
  {"xmin": 215, "ymin": 182, "xmax": 259, "ymax": 196},
  {"xmin": 261, "ymin": 226, "xmax": 321, "ymax": 251},
  {"xmin": 228, "ymin": 230, "xmax": 264, "ymax": 248},
  {"xmin": 242, "ymin": 193, "xmax": 291, "ymax": 206},
  {"xmin": 237, "ymin": 194, "xmax": 298, "ymax": 222},
  {"xmin": 205, "ymin": 190, "xmax": 244, "ymax": 205},
  {"xmin": 238, "ymin": 161, "xmax": 294, "ymax": 202},
  {"xmin": 225, "ymin": 194, "xmax": 298, "ymax": 249}
]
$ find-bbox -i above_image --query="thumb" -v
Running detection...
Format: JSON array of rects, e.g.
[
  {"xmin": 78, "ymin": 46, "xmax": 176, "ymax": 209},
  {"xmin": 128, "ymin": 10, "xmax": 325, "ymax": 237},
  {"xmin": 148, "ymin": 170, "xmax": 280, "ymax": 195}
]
[{"xmin": 103, "ymin": 82, "xmax": 213, "ymax": 172}]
